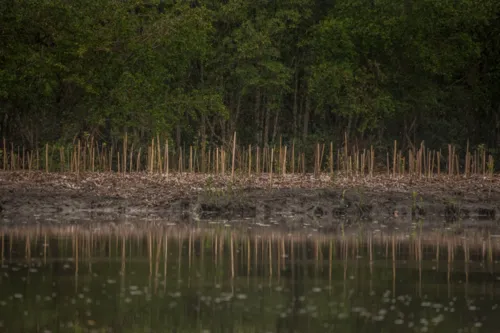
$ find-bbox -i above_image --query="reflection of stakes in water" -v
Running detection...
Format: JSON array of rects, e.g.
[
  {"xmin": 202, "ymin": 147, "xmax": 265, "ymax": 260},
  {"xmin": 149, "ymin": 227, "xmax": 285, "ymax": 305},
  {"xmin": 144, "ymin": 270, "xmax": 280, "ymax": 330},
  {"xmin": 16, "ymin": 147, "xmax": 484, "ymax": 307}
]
[
  {"xmin": 43, "ymin": 233, "xmax": 47, "ymax": 265},
  {"xmin": 368, "ymin": 234, "xmax": 373, "ymax": 294},
  {"xmin": 87, "ymin": 233, "xmax": 92, "ymax": 273},
  {"xmin": 121, "ymin": 235, "xmax": 126, "ymax": 275},
  {"xmin": 247, "ymin": 236, "xmax": 251, "ymax": 279},
  {"xmin": 281, "ymin": 238, "xmax": 286, "ymax": 271},
  {"xmin": 436, "ymin": 237, "xmax": 440, "ymax": 271},
  {"xmin": 120, "ymin": 235, "xmax": 126, "ymax": 297},
  {"xmin": 343, "ymin": 238, "xmax": 348, "ymax": 299},
  {"xmin": 463, "ymin": 237, "xmax": 469, "ymax": 297},
  {"xmin": 392, "ymin": 235, "xmax": 396, "ymax": 296},
  {"xmin": 74, "ymin": 233, "xmax": 79, "ymax": 274},
  {"xmin": 447, "ymin": 239, "xmax": 452, "ymax": 298},
  {"xmin": 482, "ymin": 238, "xmax": 486, "ymax": 266},
  {"xmin": 290, "ymin": 237, "xmax": 295, "ymax": 282},
  {"xmin": 314, "ymin": 239, "xmax": 319, "ymax": 276},
  {"xmin": 163, "ymin": 233, "xmax": 168, "ymax": 293},
  {"xmin": 219, "ymin": 233, "xmax": 224, "ymax": 268},
  {"xmin": 418, "ymin": 235, "xmax": 422, "ymax": 297},
  {"xmin": 155, "ymin": 234, "xmax": 162, "ymax": 293},
  {"xmin": 214, "ymin": 234, "xmax": 218, "ymax": 266},
  {"xmin": 9, "ymin": 230, "xmax": 12, "ymax": 262},
  {"xmin": 329, "ymin": 240, "xmax": 333, "ymax": 283},
  {"xmin": 178, "ymin": 232, "xmax": 183, "ymax": 285},
  {"xmin": 268, "ymin": 236, "xmax": 272, "ymax": 279},
  {"xmin": 188, "ymin": 231, "xmax": 192, "ymax": 271},
  {"xmin": 254, "ymin": 236, "xmax": 258, "ymax": 274},
  {"xmin": 199, "ymin": 233, "xmax": 205, "ymax": 280},
  {"xmin": 230, "ymin": 232, "xmax": 235, "ymax": 279},
  {"xmin": 277, "ymin": 236, "xmax": 281, "ymax": 281},
  {"xmin": 148, "ymin": 232, "xmax": 153, "ymax": 278},
  {"xmin": 24, "ymin": 233, "xmax": 30, "ymax": 262},
  {"xmin": 488, "ymin": 235, "xmax": 493, "ymax": 272}
]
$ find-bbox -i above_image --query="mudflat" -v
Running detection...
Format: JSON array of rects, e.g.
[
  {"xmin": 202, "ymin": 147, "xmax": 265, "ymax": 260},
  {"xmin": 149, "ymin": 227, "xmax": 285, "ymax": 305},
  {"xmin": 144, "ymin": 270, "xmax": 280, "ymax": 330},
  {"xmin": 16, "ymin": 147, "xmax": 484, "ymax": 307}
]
[{"xmin": 0, "ymin": 171, "xmax": 499, "ymax": 226}]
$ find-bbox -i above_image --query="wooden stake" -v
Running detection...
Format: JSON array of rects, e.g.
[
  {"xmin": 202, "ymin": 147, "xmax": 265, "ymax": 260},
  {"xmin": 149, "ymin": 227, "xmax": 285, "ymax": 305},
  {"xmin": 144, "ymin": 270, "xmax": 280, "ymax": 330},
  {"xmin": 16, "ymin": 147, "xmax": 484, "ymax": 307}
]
[
  {"xmin": 248, "ymin": 144, "xmax": 252, "ymax": 177},
  {"xmin": 231, "ymin": 132, "xmax": 236, "ymax": 181},
  {"xmin": 123, "ymin": 132, "xmax": 128, "ymax": 174},
  {"xmin": 270, "ymin": 148, "xmax": 274, "ymax": 187},
  {"xmin": 45, "ymin": 143, "xmax": 49, "ymax": 173}
]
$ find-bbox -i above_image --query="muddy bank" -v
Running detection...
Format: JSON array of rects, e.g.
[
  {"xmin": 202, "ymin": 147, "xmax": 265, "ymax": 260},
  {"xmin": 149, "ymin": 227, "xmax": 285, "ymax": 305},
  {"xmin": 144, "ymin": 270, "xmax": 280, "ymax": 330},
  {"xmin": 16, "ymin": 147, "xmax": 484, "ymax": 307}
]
[{"xmin": 0, "ymin": 171, "xmax": 499, "ymax": 225}]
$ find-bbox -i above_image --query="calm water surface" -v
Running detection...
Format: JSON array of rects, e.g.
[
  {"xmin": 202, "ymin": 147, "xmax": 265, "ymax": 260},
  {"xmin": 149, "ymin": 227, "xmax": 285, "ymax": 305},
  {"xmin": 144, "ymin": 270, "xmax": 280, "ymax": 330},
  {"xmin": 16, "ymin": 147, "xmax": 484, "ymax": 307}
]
[{"xmin": 0, "ymin": 223, "xmax": 500, "ymax": 332}]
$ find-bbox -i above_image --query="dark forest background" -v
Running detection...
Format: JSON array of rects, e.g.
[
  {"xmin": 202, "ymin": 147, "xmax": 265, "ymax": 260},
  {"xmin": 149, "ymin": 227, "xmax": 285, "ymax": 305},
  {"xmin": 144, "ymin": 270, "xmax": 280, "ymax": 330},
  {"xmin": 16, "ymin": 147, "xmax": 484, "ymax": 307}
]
[{"xmin": 1, "ymin": 0, "xmax": 500, "ymax": 160}]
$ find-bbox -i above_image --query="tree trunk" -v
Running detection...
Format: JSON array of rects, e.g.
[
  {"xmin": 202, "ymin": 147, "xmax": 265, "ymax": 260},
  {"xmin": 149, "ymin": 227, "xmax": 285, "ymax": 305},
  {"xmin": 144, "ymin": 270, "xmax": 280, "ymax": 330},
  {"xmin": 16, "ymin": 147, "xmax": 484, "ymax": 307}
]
[
  {"xmin": 263, "ymin": 95, "xmax": 270, "ymax": 147},
  {"xmin": 293, "ymin": 65, "xmax": 299, "ymax": 139},
  {"xmin": 201, "ymin": 115, "xmax": 207, "ymax": 172},
  {"xmin": 254, "ymin": 89, "xmax": 261, "ymax": 145},
  {"xmin": 302, "ymin": 94, "xmax": 310, "ymax": 143}
]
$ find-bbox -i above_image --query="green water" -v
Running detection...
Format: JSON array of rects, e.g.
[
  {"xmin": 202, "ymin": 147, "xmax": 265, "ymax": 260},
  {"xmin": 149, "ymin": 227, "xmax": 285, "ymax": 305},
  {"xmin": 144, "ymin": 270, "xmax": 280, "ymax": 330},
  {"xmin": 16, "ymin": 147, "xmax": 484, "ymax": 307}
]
[{"xmin": 0, "ymin": 225, "xmax": 499, "ymax": 333}]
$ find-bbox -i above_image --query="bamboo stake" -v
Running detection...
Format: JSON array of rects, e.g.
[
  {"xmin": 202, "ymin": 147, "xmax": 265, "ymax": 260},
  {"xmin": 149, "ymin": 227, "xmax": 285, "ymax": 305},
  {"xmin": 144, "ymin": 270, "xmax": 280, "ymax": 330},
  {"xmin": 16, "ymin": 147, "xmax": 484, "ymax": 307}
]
[
  {"xmin": 123, "ymin": 132, "xmax": 128, "ymax": 174},
  {"xmin": 437, "ymin": 150, "xmax": 441, "ymax": 176},
  {"xmin": 231, "ymin": 132, "xmax": 236, "ymax": 182},
  {"xmin": 45, "ymin": 143, "xmax": 49, "ymax": 173},
  {"xmin": 248, "ymin": 144, "xmax": 252, "ymax": 177},
  {"xmin": 165, "ymin": 140, "xmax": 169, "ymax": 176},
  {"xmin": 157, "ymin": 134, "xmax": 162, "ymax": 174}
]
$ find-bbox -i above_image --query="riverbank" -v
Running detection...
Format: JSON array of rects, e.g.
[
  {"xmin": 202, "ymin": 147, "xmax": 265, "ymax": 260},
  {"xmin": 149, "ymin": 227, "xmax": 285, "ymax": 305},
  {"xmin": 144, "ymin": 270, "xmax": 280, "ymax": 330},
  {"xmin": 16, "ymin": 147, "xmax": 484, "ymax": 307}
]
[{"xmin": 0, "ymin": 171, "xmax": 499, "ymax": 225}]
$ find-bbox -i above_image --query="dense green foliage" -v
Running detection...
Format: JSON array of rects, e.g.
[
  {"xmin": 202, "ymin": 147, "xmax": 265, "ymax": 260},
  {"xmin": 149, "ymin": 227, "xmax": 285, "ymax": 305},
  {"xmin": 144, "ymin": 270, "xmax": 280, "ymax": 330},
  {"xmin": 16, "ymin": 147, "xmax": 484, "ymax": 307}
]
[{"xmin": 1, "ymin": 0, "xmax": 500, "ymax": 153}]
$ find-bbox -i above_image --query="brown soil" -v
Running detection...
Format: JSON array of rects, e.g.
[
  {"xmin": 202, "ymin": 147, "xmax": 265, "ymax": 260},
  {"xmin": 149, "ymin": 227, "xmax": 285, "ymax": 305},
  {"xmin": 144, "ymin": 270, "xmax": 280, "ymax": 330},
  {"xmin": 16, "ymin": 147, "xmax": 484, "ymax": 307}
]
[{"xmin": 0, "ymin": 171, "xmax": 499, "ymax": 226}]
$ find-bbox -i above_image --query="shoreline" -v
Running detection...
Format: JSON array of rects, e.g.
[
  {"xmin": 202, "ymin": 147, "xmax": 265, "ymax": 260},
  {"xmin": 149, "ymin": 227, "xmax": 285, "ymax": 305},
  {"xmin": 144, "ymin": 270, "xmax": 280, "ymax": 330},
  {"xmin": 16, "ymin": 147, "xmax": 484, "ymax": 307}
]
[{"xmin": 0, "ymin": 171, "xmax": 499, "ymax": 225}]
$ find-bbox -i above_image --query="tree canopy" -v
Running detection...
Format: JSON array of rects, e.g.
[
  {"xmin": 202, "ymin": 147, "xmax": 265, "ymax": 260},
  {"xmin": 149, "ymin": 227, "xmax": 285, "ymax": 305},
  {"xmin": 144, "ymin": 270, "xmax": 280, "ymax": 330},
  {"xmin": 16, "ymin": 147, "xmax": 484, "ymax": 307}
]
[{"xmin": 1, "ymin": 0, "xmax": 499, "ymax": 154}]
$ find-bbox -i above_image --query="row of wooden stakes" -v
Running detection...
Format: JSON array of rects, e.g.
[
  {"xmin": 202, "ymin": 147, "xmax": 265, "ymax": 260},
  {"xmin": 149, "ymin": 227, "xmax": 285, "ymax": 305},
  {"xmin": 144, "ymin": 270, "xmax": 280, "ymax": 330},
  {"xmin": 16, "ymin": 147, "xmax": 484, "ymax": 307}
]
[{"xmin": 1, "ymin": 134, "xmax": 495, "ymax": 178}]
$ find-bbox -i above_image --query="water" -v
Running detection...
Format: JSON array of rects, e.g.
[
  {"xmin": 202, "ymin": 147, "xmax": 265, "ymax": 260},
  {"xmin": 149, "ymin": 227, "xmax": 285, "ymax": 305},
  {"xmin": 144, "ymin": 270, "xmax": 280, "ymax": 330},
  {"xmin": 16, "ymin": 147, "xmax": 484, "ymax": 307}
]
[{"xmin": 0, "ymin": 224, "xmax": 499, "ymax": 332}]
